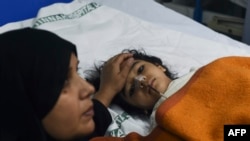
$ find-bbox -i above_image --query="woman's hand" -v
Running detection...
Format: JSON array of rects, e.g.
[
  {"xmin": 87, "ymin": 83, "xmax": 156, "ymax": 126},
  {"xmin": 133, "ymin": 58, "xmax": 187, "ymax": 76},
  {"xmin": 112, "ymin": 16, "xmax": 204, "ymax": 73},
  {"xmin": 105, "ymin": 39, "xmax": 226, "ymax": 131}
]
[{"xmin": 93, "ymin": 53, "xmax": 134, "ymax": 107}]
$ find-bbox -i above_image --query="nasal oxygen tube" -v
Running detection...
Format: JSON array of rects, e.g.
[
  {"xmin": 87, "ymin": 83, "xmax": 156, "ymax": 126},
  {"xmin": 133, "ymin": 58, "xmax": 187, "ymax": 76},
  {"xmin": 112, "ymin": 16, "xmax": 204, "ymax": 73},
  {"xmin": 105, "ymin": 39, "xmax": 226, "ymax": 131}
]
[{"xmin": 134, "ymin": 75, "xmax": 167, "ymax": 99}]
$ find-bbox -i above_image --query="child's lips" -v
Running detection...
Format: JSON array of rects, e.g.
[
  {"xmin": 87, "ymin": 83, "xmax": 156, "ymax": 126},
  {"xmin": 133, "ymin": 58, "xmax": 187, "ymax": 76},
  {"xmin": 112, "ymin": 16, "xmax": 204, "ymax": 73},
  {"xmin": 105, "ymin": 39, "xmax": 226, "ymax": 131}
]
[
  {"xmin": 149, "ymin": 78, "xmax": 156, "ymax": 88},
  {"xmin": 148, "ymin": 78, "xmax": 161, "ymax": 96}
]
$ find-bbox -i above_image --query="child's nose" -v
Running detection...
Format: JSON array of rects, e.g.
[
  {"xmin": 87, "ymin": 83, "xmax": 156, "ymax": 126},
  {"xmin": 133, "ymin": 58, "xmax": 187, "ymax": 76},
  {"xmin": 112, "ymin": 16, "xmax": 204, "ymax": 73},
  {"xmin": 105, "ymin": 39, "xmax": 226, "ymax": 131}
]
[{"xmin": 134, "ymin": 75, "xmax": 147, "ymax": 89}]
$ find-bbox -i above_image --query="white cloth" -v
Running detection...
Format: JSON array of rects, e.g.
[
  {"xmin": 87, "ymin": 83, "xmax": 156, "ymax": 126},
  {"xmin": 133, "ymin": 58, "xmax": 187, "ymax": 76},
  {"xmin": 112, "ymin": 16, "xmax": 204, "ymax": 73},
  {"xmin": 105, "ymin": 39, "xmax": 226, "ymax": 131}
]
[
  {"xmin": 150, "ymin": 69, "xmax": 197, "ymax": 131},
  {"xmin": 106, "ymin": 105, "xmax": 151, "ymax": 137}
]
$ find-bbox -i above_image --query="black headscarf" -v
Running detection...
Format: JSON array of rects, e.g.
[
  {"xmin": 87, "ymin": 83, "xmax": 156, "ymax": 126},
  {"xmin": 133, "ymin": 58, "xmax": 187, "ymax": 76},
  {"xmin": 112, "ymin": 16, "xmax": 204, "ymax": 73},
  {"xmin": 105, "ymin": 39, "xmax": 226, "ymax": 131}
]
[{"xmin": 0, "ymin": 28, "xmax": 77, "ymax": 141}]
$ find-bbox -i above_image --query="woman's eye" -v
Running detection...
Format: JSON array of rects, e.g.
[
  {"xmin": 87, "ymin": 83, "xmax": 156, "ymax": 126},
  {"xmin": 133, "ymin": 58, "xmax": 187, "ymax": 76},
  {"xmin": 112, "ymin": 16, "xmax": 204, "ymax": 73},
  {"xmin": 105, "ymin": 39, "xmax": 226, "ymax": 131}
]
[{"xmin": 137, "ymin": 65, "xmax": 144, "ymax": 74}]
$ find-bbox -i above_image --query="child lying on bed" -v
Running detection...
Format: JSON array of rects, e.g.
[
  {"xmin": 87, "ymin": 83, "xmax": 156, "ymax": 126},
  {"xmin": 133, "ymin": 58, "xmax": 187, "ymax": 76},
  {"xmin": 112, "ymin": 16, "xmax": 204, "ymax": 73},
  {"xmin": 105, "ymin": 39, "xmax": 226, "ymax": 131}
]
[
  {"xmin": 87, "ymin": 50, "xmax": 250, "ymax": 141},
  {"xmin": 86, "ymin": 49, "xmax": 196, "ymax": 132}
]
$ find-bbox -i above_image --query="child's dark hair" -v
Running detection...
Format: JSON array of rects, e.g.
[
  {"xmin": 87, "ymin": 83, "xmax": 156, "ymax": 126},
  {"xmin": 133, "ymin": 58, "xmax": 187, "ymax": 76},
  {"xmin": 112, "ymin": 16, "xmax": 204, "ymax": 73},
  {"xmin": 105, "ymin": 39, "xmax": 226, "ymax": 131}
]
[{"xmin": 85, "ymin": 49, "xmax": 177, "ymax": 117}]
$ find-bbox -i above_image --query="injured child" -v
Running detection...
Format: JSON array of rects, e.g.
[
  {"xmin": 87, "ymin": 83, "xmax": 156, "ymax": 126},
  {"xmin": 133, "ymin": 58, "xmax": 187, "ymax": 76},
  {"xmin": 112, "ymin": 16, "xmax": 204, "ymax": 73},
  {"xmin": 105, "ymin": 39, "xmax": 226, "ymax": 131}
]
[{"xmin": 87, "ymin": 49, "xmax": 250, "ymax": 141}]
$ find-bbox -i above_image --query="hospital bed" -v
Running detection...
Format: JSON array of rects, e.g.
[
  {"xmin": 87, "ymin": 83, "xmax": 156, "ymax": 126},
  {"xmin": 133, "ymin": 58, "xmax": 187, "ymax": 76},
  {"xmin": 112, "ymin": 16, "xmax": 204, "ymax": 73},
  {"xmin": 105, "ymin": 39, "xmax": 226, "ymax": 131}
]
[{"xmin": 1, "ymin": 0, "xmax": 250, "ymax": 138}]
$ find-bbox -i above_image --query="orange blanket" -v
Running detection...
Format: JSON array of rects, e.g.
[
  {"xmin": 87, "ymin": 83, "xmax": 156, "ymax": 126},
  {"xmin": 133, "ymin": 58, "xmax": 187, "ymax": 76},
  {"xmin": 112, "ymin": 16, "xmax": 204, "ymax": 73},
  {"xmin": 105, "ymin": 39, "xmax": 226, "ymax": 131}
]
[{"xmin": 91, "ymin": 56, "xmax": 250, "ymax": 141}]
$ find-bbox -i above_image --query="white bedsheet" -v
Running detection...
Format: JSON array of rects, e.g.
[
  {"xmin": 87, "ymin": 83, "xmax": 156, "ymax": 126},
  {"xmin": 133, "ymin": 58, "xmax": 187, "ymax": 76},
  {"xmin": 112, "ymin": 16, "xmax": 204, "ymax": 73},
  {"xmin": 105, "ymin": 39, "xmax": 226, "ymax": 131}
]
[
  {"xmin": 92, "ymin": 0, "xmax": 247, "ymax": 47},
  {"xmin": 1, "ymin": 0, "xmax": 250, "ymax": 137}
]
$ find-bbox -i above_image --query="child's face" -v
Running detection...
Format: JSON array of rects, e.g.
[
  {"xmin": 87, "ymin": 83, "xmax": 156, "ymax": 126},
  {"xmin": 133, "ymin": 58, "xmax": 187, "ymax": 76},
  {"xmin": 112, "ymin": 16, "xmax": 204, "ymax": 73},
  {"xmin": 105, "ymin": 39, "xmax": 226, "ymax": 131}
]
[{"xmin": 121, "ymin": 60, "xmax": 172, "ymax": 110}]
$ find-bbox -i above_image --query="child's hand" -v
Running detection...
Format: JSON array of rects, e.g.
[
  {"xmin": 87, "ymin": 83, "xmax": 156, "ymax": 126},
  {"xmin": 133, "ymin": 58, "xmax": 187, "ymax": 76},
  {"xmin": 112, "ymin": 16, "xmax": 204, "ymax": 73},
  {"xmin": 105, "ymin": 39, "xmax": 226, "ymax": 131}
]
[{"xmin": 93, "ymin": 53, "xmax": 134, "ymax": 107}]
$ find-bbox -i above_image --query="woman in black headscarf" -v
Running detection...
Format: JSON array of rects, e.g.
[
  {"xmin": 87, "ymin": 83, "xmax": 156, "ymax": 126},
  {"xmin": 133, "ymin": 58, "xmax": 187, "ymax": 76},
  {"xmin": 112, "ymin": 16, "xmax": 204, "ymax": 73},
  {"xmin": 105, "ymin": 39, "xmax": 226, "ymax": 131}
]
[{"xmin": 0, "ymin": 28, "xmax": 133, "ymax": 141}]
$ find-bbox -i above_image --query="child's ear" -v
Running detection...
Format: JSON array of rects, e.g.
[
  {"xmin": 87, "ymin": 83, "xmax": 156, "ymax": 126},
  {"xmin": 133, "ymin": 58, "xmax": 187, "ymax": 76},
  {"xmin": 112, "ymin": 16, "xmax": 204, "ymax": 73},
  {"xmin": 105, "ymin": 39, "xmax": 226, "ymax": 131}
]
[
  {"xmin": 155, "ymin": 63, "xmax": 166, "ymax": 72},
  {"xmin": 158, "ymin": 65, "xmax": 166, "ymax": 72}
]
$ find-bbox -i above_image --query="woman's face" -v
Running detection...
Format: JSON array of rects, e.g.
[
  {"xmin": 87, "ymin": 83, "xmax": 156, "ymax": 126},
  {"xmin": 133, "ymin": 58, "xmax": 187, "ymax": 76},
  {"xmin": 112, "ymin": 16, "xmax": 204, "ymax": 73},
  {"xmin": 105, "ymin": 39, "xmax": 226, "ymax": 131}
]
[
  {"xmin": 122, "ymin": 60, "xmax": 172, "ymax": 110},
  {"xmin": 42, "ymin": 53, "xmax": 95, "ymax": 140}
]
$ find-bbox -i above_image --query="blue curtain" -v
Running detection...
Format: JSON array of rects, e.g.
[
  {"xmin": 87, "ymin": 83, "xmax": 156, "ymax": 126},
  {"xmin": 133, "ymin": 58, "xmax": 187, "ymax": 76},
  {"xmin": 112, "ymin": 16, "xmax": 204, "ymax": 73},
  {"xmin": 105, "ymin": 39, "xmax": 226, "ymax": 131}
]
[
  {"xmin": 0, "ymin": 0, "xmax": 73, "ymax": 26},
  {"xmin": 193, "ymin": 0, "xmax": 203, "ymax": 23}
]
